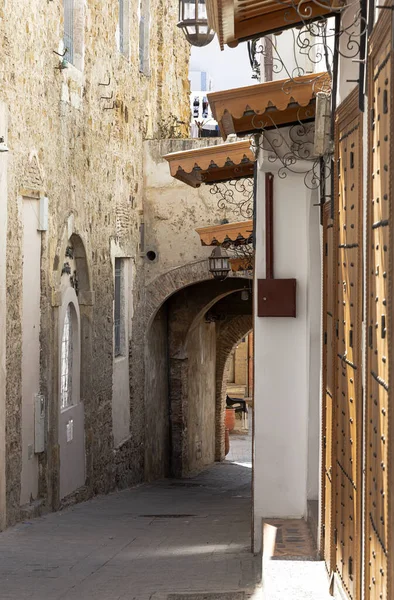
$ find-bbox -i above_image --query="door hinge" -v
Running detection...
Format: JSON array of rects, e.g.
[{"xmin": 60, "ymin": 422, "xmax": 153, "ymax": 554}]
[
  {"xmin": 324, "ymin": 331, "xmax": 327, "ymax": 345},
  {"xmin": 349, "ymin": 556, "xmax": 353, "ymax": 578}
]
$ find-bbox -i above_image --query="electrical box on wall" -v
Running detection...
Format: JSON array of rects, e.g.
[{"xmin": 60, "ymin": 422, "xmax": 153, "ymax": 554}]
[
  {"xmin": 34, "ymin": 393, "xmax": 45, "ymax": 453},
  {"xmin": 257, "ymin": 279, "xmax": 297, "ymax": 317}
]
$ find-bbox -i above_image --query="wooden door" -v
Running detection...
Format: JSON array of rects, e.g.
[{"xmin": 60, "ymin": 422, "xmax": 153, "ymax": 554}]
[
  {"xmin": 365, "ymin": 14, "xmax": 393, "ymax": 600},
  {"xmin": 322, "ymin": 201, "xmax": 335, "ymax": 573},
  {"xmin": 333, "ymin": 88, "xmax": 363, "ymax": 600}
]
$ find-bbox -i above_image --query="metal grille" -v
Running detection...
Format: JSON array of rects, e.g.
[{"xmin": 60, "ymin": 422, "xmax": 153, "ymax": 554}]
[
  {"xmin": 63, "ymin": 0, "xmax": 74, "ymax": 64},
  {"xmin": 322, "ymin": 201, "xmax": 335, "ymax": 574},
  {"xmin": 139, "ymin": 14, "xmax": 145, "ymax": 72},
  {"xmin": 114, "ymin": 258, "xmax": 122, "ymax": 356},
  {"xmin": 365, "ymin": 15, "xmax": 392, "ymax": 600},
  {"xmin": 60, "ymin": 304, "xmax": 73, "ymax": 411},
  {"xmin": 332, "ymin": 88, "xmax": 363, "ymax": 600},
  {"xmin": 119, "ymin": 0, "xmax": 125, "ymax": 54}
]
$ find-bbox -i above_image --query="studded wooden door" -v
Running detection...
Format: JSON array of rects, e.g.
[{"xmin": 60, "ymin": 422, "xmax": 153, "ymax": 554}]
[
  {"xmin": 365, "ymin": 14, "xmax": 393, "ymax": 600},
  {"xmin": 333, "ymin": 87, "xmax": 363, "ymax": 600},
  {"xmin": 322, "ymin": 201, "xmax": 335, "ymax": 574}
]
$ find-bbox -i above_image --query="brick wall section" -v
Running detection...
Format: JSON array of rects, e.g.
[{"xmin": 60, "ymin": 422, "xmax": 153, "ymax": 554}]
[{"xmin": 215, "ymin": 316, "xmax": 253, "ymax": 461}]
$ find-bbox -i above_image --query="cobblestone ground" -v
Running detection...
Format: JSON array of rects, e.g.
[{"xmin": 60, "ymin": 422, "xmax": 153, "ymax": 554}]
[{"xmin": 0, "ymin": 428, "xmax": 331, "ymax": 600}]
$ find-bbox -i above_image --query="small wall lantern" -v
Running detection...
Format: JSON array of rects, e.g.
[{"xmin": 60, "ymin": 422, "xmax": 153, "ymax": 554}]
[
  {"xmin": 178, "ymin": 0, "xmax": 215, "ymax": 47},
  {"xmin": 209, "ymin": 246, "xmax": 230, "ymax": 280}
]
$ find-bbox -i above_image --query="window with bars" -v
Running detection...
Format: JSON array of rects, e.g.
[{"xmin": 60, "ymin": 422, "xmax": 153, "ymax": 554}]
[
  {"xmin": 139, "ymin": 0, "xmax": 150, "ymax": 74},
  {"xmin": 119, "ymin": 0, "xmax": 125, "ymax": 55},
  {"xmin": 114, "ymin": 258, "xmax": 125, "ymax": 357},
  {"xmin": 60, "ymin": 304, "xmax": 74, "ymax": 411},
  {"xmin": 63, "ymin": 0, "xmax": 74, "ymax": 64}
]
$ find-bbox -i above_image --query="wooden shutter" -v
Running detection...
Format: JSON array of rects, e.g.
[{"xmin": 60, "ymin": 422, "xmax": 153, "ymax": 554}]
[
  {"xmin": 322, "ymin": 201, "xmax": 335, "ymax": 574},
  {"xmin": 365, "ymin": 13, "xmax": 394, "ymax": 600},
  {"xmin": 333, "ymin": 87, "xmax": 363, "ymax": 600},
  {"xmin": 63, "ymin": 0, "xmax": 74, "ymax": 64}
]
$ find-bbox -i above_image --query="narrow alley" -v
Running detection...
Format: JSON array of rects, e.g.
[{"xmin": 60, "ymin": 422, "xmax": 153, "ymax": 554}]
[
  {"xmin": 0, "ymin": 429, "xmax": 331, "ymax": 600},
  {"xmin": 0, "ymin": 435, "xmax": 257, "ymax": 600}
]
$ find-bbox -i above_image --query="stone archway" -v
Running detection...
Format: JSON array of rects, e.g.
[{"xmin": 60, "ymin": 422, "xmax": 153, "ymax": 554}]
[
  {"xmin": 143, "ymin": 265, "xmax": 252, "ymax": 481},
  {"xmin": 144, "ymin": 258, "xmax": 250, "ymax": 329},
  {"xmin": 215, "ymin": 316, "xmax": 253, "ymax": 461}
]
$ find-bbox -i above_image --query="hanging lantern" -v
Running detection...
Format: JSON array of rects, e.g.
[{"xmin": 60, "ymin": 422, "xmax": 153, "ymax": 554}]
[
  {"xmin": 178, "ymin": 0, "xmax": 215, "ymax": 47},
  {"xmin": 209, "ymin": 246, "xmax": 230, "ymax": 280}
]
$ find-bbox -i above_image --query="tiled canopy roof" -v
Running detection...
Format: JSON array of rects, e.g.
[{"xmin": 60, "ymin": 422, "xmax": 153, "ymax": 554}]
[
  {"xmin": 163, "ymin": 140, "xmax": 255, "ymax": 188},
  {"xmin": 196, "ymin": 220, "xmax": 253, "ymax": 246},
  {"xmin": 206, "ymin": 0, "xmax": 342, "ymax": 49},
  {"xmin": 208, "ymin": 72, "xmax": 331, "ymax": 139}
]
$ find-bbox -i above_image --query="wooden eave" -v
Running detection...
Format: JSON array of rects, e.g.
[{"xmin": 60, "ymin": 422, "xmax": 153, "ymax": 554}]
[
  {"xmin": 208, "ymin": 72, "xmax": 331, "ymax": 139},
  {"xmin": 207, "ymin": 0, "xmax": 342, "ymax": 49},
  {"xmin": 163, "ymin": 140, "xmax": 255, "ymax": 188},
  {"xmin": 196, "ymin": 220, "xmax": 253, "ymax": 246}
]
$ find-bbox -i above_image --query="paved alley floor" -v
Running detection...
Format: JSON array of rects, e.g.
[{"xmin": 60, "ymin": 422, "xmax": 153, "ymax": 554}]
[
  {"xmin": 0, "ymin": 462, "xmax": 259, "ymax": 600},
  {"xmin": 0, "ymin": 425, "xmax": 332, "ymax": 600}
]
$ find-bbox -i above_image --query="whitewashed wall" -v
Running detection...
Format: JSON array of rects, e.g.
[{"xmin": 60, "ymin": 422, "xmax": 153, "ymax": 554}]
[{"xmin": 253, "ymin": 157, "xmax": 321, "ymax": 552}]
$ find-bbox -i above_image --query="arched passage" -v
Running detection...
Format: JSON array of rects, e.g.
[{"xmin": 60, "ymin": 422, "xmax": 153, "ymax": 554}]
[
  {"xmin": 144, "ymin": 265, "xmax": 252, "ymax": 481},
  {"xmin": 215, "ymin": 316, "xmax": 253, "ymax": 461}
]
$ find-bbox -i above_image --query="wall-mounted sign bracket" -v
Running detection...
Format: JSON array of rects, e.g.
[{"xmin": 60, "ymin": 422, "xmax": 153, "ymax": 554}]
[{"xmin": 257, "ymin": 172, "xmax": 297, "ymax": 317}]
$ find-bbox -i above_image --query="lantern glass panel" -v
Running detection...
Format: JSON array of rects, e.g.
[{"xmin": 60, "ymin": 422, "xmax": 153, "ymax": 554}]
[
  {"xmin": 183, "ymin": 0, "xmax": 196, "ymax": 19},
  {"xmin": 198, "ymin": 0, "xmax": 207, "ymax": 19}
]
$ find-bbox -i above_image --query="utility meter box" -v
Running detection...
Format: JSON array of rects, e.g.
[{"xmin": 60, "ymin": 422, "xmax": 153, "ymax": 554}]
[{"xmin": 34, "ymin": 393, "xmax": 45, "ymax": 453}]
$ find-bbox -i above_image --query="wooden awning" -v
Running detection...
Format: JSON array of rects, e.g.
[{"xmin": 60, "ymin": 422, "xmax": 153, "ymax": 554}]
[
  {"xmin": 208, "ymin": 72, "xmax": 331, "ymax": 139},
  {"xmin": 163, "ymin": 140, "xmax": 255, "ymax": 188},
  {"xmin": 206, "ymin": 0, "xmax": 342, "ymax": 49},
  {"xmin": 196, "ymin": 220, "xmax": 253, "ymax": 246}
]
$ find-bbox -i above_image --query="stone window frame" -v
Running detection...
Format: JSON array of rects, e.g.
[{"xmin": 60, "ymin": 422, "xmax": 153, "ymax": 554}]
[
  {"xmin": 139, "ymin": 0, "xmax": 150, "ymax": 76},
  {"xmin": 114, "ymin": 258, "xmax": 127, "ymax": 357},
  {"xmin": 63, "ymin": 0, "xmax": 85, "ymax": 72}
]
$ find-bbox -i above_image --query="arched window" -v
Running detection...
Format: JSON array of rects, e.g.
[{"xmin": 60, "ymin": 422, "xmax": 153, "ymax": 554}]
[{"xmin": 60, "ymin": 304, "xmax": 74, "ymax": 410}]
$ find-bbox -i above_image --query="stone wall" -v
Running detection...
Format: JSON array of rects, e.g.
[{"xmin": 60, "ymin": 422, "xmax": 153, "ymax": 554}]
[
  {"xmin": 144, "ymin": 303, "xmax": 170, "ymax": 481},
  {"xmin": 0, "ymin": 0, "xmax": 189, "ymax": 526},
  {"xmin": 186, "ymin": 320, "xmax": 216, "ymax": 473}
]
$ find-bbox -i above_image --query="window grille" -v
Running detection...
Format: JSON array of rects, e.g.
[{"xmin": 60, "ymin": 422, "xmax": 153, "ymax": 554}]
[
  {"xmin": 63, "ymin": 0, "xmax": 74, "ymax": 64},
  {"xmin": 60, "ymin": 304, "xmax": 73, "ymax": 410},
  {"xmin": 139, "ymin": 15, "xmax": 145, "ymax": 72},
  {"xmin": 114, "ymin": 259, "xmax": 122, "ymax": 356},
  {"xmin": 119, "ymin": 0, "xmax": 125, "ymax": 54},
  {"xmin": 139, "ymin": 4, "xmax": 150, "ymax": 75}
]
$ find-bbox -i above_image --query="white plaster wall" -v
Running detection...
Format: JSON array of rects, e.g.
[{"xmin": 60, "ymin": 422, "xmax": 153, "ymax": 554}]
[
  {"xmin": 253, "ymin": 163, "xmax": 321, "ymax": 551},
  {"xmin": 111, "ymin": 245, "xmax": 132, "ymax": 447},
  {"xmin": 0, "ymin": 103, "xmax": 7, "ymax": 529},
  {"xmin": 20, "ymin": 196, "xmax": 41, "ymax": 505},
  {"xmin": 337, "ymin": 4, "xmax": 359, "ymax": 105}
]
